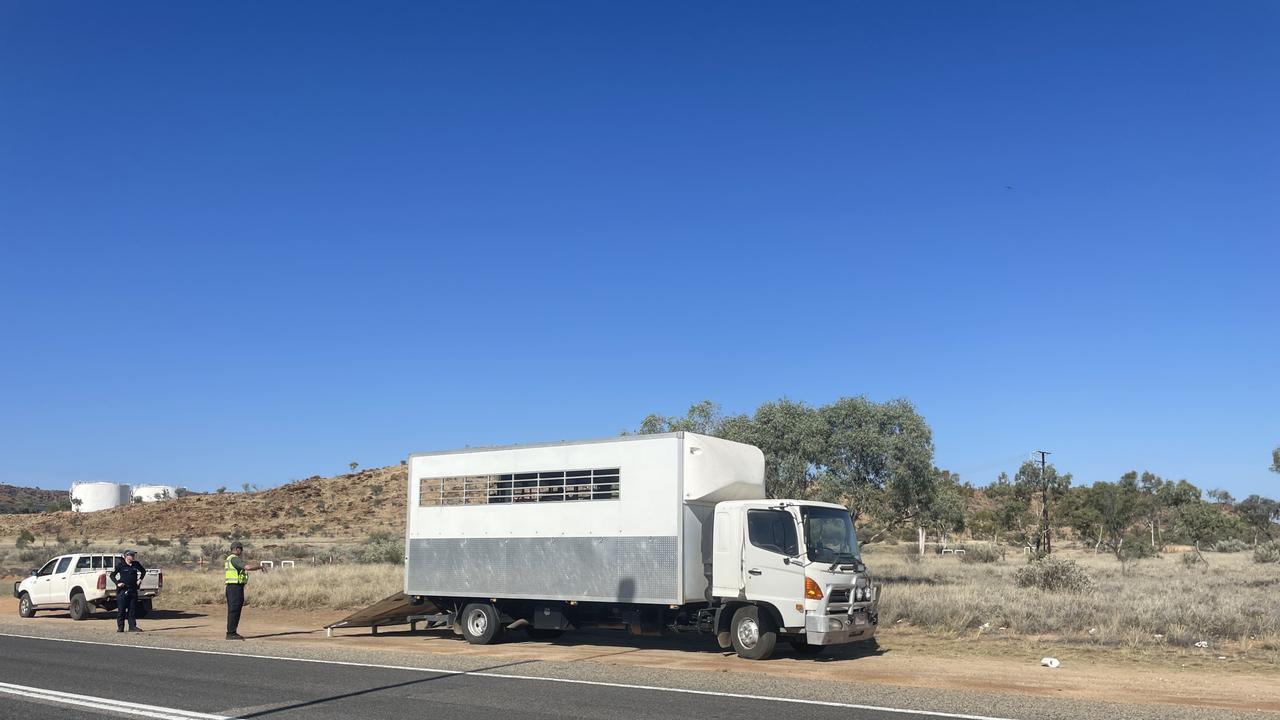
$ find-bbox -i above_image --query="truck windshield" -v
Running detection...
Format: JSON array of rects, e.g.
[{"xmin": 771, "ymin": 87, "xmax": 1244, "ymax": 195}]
[{"xmin": 801, "ymin": 507, "xmax": 860, "ymax": 563}]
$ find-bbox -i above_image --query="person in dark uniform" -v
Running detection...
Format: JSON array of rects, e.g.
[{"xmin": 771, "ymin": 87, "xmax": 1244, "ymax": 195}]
[
  {"xmin": 109, "ymin": 550, "xmax": 147, "ymax": 633},
  {"xmin": 224, "ymin": 541, "xmax": 267, "ymax": 640}
]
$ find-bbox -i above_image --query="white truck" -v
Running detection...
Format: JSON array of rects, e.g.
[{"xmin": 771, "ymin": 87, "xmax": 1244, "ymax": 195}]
[
  {"xmin": 405, "ymin": 432, "xmax": 878, "ymax": 660},
  {"xmin": 13, "ymin": 553, "xmax": 163, "ymax": 620}
]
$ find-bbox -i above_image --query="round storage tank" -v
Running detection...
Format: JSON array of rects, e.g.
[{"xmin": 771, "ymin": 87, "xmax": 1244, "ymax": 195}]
[
  {"xmin": 70, "ymin": 482, "xmax": 132, "ymax": 513},
  {"xmin": 132, "ymin": 484, "xmax": 178, "ymax": 503}
]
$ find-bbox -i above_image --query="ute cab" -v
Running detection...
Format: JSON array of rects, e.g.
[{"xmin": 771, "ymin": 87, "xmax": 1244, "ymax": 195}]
[{"xmin": 712, "ymin": 500, "xmax": 878, "ymax": 658}]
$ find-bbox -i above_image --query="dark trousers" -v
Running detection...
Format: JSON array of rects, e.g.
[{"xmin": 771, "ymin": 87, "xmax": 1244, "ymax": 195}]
[
  {"xmin": 226, "ymin": 583, "xmax": 245, "ymax": 635},
  {"xmin": 116, "ymin": 588, "xmax": 138, "ymax": 630}
]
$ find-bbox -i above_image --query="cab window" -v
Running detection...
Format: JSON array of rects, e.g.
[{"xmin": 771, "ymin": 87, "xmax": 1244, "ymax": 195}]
[
  {"xmin": 747, "ymin": 509, "xmax": 799, "ymax": 556},
  {"xmin": 36, "ymin": 560, "xmax": 57, "ymax": 576},
  {"xmin": 55, "ymin": 556, "xmax": 73, "ymax": 573},
  {"xmin": 75, "ymin": 556, "xmax": 92, "ymax": 571}
]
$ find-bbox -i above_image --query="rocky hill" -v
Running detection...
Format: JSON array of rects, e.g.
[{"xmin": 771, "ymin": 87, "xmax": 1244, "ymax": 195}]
[
  {"xmin": 0, "ymin": 466, "xmax": 406, "ymax": 541},
  {"xmin": 0, "ymin": 484, "xmax": 71, "ymax": 514}
]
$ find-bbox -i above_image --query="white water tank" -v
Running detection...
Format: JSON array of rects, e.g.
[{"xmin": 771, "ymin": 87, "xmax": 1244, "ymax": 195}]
[
  {"xmin": 132, "ymin": 484, "xmax": 178, "ymax": 503},
  {"xmin": 70, "ymin": 482, "xmax": 131, "ymax": 513}
]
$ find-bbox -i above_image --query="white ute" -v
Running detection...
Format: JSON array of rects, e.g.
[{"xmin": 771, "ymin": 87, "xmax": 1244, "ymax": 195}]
[{"xmin": 13, "ymin": 553, "xmax": 162, "ymax": 620}]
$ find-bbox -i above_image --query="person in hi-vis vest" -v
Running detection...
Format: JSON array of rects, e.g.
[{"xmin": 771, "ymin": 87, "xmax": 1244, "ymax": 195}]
[{"xmin": 224, "ymin": 541, "xmax": 267, "ymax": 640}]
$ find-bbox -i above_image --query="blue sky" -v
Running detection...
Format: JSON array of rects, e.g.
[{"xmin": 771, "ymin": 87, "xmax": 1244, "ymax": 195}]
[{"xmin": 2, "ymin": 2, "xmax": 1276, "ymax": 497}]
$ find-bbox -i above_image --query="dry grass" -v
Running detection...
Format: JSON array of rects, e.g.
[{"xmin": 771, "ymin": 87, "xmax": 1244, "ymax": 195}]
[
  {"xmin": 156, "ymin": 544, "xmax": 1280, "ymax": 663},
  {"xmin": 163, "ymin": 564, "xmax": 403, "ymax": 611},
  {"xmin": 868, "ymin": 546, "xmax": 1280, "ymax": 661}
]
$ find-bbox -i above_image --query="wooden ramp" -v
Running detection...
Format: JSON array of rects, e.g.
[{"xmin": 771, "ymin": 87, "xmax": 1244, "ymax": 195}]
[{"xmin": 325, "ymin": 592, "xmax": 447, "ymax": 636}]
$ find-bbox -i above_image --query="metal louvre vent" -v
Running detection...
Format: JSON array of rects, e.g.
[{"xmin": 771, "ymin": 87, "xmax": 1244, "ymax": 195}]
[
  {"xmin": 419, "ymin": 468, "xmax": 620, "ymax": 507},
  {"xmin": 828, "ymin": 588, "xmax": 851, "ymax": 604}
]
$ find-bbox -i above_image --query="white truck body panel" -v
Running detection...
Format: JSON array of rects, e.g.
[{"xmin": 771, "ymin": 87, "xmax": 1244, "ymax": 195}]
[{"xmin": 405, "ymin": 433, "xmax": 765, "ymax": 605}]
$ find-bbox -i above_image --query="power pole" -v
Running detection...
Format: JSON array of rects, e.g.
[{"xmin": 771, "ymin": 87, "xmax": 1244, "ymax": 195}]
[{"xmin": 1034, "ymin": 450, "xmax": 1052, "ymax": 555}]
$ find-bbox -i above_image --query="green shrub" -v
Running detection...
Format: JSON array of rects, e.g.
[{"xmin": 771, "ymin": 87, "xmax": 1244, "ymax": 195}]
[
  {"xmin": 1209, "ymin": 539, "xmax": 1249, "ymax": 553},
  {"xmin": 1254, "ymin": 541, "xmax": 1280, "ymax": 564},
  {"xmin": 959, "ymin": 544, "xmax": 1002, "ymax": 563},
  {"xmin": 1014, "ymin": 555, "xmax": 1093, "ymax": 592}
]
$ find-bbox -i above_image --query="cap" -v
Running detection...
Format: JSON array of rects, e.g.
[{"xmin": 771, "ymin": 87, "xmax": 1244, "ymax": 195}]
[
  {"xmin": 123, "ymin": 549, "xmax": 137, "ymax": 557},
  {"xmin": 231, "ymin": 541, "xmax": 243, "ymax": 550}
]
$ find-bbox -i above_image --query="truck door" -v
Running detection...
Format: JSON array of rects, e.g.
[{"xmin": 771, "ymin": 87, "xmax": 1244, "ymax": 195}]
[{"xmin": 742, "ymin": 509, "xmax": 805, "ymax": 627}]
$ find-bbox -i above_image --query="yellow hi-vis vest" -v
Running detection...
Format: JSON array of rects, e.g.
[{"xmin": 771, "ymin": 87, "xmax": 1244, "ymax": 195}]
[{"xmin": 225, "ymin": 555, "xmax": 248, "ymax": 585}]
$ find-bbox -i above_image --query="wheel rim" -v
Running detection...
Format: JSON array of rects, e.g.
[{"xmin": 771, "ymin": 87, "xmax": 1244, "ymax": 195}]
[
  {"xmin": 736, "ymin": 616, "xmax": 759, "ymax": 649},
  {"xmin": 20, "ymin": 597, "xmax": 30, "ymax": 614},
  {"xmin": 467, "ymin": 609, "xmax": 489, "ymax": 636}
]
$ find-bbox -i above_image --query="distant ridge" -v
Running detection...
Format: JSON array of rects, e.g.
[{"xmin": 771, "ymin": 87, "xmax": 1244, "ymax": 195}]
[
  {"xmin": 0, "ymin": 484, "xmax": 70, "ymax": 514},
  {"xmin": 0, "ymin": 466, "xmax": 406, "ymax": 540}
]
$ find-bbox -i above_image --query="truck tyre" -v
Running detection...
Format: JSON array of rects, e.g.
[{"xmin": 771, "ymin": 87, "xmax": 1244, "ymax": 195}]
[
  {"xmin": 788, "ymin": 638, "xmax": 825, "ymax": 655},
  {"xmin": 730, "ymin": 605, "xmax": 777, "ymax": 660},
  {"xmin": 18, "ymin": 592, "xmax": 36, "ymax": 618},
  {"xmin": 525, "ymin": 628, "xmax": 564, "ymax": 640},
  {"xmin": 136, "ymin": 600, "xmax": 152, "ymax": 619},
  {"xmin": 69, "ymin": 592, "xmax": 90, "ymax": 621},
  {"xmin": 460, "ymin": 603, "xmax": 503, "ymax": 645}
]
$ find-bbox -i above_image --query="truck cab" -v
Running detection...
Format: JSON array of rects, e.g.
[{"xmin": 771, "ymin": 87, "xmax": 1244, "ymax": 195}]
[{"xmin": 712, "ymin": 500, "xmax": 878, "ymax": 658}]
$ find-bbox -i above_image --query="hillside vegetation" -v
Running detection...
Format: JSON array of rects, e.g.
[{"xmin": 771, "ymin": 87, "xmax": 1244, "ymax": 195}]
[
  {"xmin": 0, "ymin": 484, "xmax": 70, "ymax": 514},
  {"xmin": 0, "ymin": 465, "xmax": 406, "ymax": 541}
]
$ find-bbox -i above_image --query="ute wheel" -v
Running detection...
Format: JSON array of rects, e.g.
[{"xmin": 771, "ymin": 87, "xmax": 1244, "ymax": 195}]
[
  {"xmin": 18, "ymin": 593, "xmax": 36, "ymax": 618},
  {"xmin": 788, "ymin": 638, "xmax": 825, "ymax": 655},
  {"xmin": 136, "ymin": 600, "xmax": 152, "ymax": 619},
  {"xmin": 730, "ymin": 605, "xmax": 777, "ymax": 660},
  {"xmin": 460, "ymin": 603, "xmax": 503, "ymax": 645},
  {"xmin": 69, "ymin": 592, "xmax": 90, "ymax": 621},
  {"xmin": 525, "ymin": 627, "xmax": 564, "ymax": 640}
]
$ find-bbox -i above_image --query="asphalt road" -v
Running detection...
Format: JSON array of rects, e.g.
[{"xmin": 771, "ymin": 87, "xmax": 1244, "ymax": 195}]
[{"xmin": 0, "ymin": 633, "xmax": 1006, "ymax": 720}]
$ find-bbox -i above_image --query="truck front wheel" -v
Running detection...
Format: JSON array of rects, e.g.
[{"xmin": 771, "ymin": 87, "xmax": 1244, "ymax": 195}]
[
  {"xmin": 730, "ymin": 606, "xmax": 777, "ymax": 660},
  {"xmin": 460, "ymin": 603, "xmax": 503, "ymax": 645},
  {"xmin": 18, "ymin": 593, "xmax": 36, "ymax": 618},
  {"xmin": 69, "ymin": 592, "xmax": 90, "ymax": 621}
]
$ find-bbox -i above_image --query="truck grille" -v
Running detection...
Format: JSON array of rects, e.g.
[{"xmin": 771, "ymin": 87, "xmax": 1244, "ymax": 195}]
[{"xmin": 828, "ymin": 588, "xmax": 850, "ymax": 604}]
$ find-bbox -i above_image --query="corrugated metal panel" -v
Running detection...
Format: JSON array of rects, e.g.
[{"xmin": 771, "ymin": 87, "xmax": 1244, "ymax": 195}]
[{"xmin": 406, "ymin": 536, "xmax": 679, "ymax": 604}]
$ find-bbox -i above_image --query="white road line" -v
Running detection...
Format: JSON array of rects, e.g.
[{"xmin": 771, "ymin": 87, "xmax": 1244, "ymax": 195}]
[
  {"xmin": 0, "ymin": 681, "xmax": 231, "ymax": 719},
  {"xmin": 0, "ymin": 631, "xmax": 1020, "ymax": 720}
]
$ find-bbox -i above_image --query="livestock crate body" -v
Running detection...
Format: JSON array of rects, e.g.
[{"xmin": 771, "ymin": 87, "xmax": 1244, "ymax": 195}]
[{"xmin": 405, "ymin": 433, "xmax": 765, "ymax": 605}]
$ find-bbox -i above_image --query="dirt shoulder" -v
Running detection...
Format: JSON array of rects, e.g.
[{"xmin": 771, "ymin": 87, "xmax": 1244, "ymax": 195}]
[{"xmin": 1, "ymin": 596, "xmax": 1276, "ymax": 715}]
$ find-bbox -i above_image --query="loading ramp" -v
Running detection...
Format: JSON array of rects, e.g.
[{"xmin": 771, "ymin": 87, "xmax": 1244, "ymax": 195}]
[{"xmin": 325, "ymin": 592, "xmax": 450, "ymax": 637}]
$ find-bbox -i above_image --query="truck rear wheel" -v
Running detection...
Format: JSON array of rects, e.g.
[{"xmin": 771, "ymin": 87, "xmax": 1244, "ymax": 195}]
[
  {"xmin": 18, "ymin": 593, "xmax": 36, "ymax": 618},
  {"xmin": 69, "ymin": 592, "xmax": 90, "ymax": 621},
  {"xmin": 730, "ymin": 605, "xmax": 776, "ymax": 660},
  {"xmin": 460, "ymin": 603, "xmax": 503, "ymax": 645}
]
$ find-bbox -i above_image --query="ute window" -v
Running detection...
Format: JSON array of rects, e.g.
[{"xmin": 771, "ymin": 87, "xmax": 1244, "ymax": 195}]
[
  {"xmin": 747, "ymin": 509, "xmax": 799, "ymax": 556},
  {"xmin": 55, "ymin": 557, "xmax": 73, "ymax": 574},
  {"xmin": 75, "ymin": 556, "xmax": 92, "ymax": 571},
  {"xmin": 36, "ymin": 560, "xmax": 57, "ymax": 577}
]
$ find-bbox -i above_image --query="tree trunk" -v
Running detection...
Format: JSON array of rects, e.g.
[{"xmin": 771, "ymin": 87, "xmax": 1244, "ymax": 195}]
[{"xmin": 918, "ymin": 526, "xmax": 926, "ymax": 557}]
